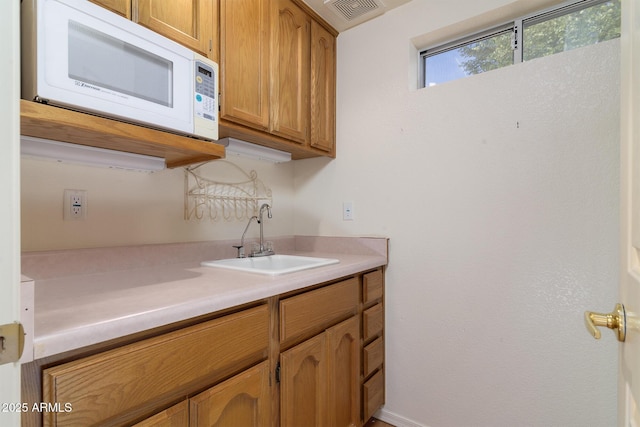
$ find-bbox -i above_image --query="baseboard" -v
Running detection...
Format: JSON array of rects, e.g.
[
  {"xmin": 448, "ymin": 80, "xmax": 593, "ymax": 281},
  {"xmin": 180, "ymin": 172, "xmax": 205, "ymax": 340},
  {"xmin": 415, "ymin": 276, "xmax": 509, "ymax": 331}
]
[{"xmin": 375, "ymin": 407, "xmax": 431, "ymax": 427}]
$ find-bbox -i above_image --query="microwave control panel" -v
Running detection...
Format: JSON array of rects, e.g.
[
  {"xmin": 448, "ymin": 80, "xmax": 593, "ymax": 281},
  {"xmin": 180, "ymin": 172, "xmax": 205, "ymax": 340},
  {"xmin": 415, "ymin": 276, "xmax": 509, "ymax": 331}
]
[{"xmin": 194, "ymin": 60, "xmax": 217, "ymax": 123}]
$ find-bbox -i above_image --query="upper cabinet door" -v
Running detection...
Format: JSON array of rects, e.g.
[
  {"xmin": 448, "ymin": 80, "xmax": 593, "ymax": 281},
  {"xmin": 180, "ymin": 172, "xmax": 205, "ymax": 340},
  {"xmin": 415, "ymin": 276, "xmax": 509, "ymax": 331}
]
[
  {"xmin": 310, "ymin": 20, "xmax": 335, "ymax": 154},
  {"xmin": 90, "ymin": 0, "xmax": 132, "ymax": 18},
  {"xmin": 134, "ymin": 0, "xmax": 216, "ymax": 60},
  {"xmin": 219, "ymin": 0, "xmax": 270, "ymax": 130},
  {"xmin": 270, "ymin": 0, "xmax": 310, "ymax": 145}
]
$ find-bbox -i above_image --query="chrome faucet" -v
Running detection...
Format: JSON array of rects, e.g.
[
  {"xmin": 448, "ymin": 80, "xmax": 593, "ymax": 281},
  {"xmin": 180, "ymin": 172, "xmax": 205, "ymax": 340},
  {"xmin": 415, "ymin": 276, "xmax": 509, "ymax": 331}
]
[
  {"xmin": 232, "ymin": 204, "xmax": 274, "ymax": 258},
  {"xmin": 254, "ymin": 203, "xmax": 274, "ymax": 257},
  {"xmin": 233, "ymin": 215, "xmax": 257, "ymax": 258}
]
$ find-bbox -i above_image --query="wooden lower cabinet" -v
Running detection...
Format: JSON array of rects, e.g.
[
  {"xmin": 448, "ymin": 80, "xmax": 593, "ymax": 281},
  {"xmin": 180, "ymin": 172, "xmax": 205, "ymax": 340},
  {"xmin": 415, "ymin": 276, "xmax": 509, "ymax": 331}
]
[
  {"xmin": 326, "ymin": 317, "xmax": 360, "ymax": 427},
  {"xmin": 360, "ymin": 270, "xmax": 385, "ymax": 424},
  {"xmin": 133, "ymin": 401, "xmax": 189, "ymax": 427},
  {"xmin": 363, "ymin": 370, "xmax": 384, "ymax": 423},
  {"xmin": 41, "ymin": 305, "xmax": 269, "ymax": 426},
  {"xmin": 279, "ymin": 277, "xmax": 358, "ymax": 346},
  {"xmin": 131, "ymin": 361, "xmax": 270, "ymax": 427},
  {"xmin": 278, "ymin": 277, "xmax": 361, "ymax": 427},
  {"xmin": 280, "ymin": 332, "xmax": 327, "ymax": 427},
  {"xmin": 190, "ymin": 361, "xmax": 271, "ymax": 427},
  {"xmin": 28, "ymin": 268, "xmax": 385, "ymax": 427},
  {"xmin": 280, "ymin": 316, "xmax": 359, "ymax": 427}
]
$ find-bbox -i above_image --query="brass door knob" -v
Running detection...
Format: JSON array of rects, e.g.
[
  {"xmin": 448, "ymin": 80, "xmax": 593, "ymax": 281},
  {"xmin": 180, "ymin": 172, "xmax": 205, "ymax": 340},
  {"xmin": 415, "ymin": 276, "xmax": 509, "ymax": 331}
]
[{"xmin": 584, "ymin": 303, "xmax": 626, "ymax": 342}]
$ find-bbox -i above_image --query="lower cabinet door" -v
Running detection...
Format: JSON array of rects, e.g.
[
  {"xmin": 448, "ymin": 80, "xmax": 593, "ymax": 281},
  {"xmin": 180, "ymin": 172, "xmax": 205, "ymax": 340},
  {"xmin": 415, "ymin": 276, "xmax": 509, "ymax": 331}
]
[
  {"xmin": 326, "ymin": 316, "xmax": 360, "ymax": 427},
  {"xmin": 42, "ymin": 305, "xmax": 269, "ymax": 426},
  {"xmin": 280, "ymin": 333, "xmax": 327, "ymax": 427},
  {"xmin": 133, "ymin": 401, "xmax": 189, "ymax": 427},
  {"xmin": 280, "ymin": 315, "xmax": 360, "ymax": 427},
  {"xmin": 190, "ymin": 361, "xmax": 271, "ymax": 427}
]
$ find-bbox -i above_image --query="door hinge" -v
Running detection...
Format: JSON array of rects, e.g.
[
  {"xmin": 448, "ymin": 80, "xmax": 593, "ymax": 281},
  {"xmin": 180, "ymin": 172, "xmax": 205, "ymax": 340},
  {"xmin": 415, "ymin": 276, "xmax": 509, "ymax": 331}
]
[
  {"xmin": 275, "ymin": 361, "xmax": 281, "ymax": 384},
  {"xmin": 0, "ymin": 323, "xmax": 24, "ymax": 365}
]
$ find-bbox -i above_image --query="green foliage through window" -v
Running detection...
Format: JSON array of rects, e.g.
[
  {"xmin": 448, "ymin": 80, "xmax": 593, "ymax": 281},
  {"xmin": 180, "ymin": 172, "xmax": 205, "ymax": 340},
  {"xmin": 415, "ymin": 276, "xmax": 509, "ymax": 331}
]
[
  {"xmin": 420, "ymin": 0, "xmax": 620, "ymax": 87},
  {"xmin": 523, "ymin": 1, "xmax": 621, "ymax": 61},
  {"xmin": 458, "ymin": 31, "xmax": 513, "ymax": 76}
]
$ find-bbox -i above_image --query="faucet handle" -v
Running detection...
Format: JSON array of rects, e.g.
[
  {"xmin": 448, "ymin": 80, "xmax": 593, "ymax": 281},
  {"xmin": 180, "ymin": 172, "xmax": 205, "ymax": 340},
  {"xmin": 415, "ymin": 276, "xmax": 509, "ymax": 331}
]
[{"xmin": 232, "ymin": 245, "xmax": 244, "ymax": 258}]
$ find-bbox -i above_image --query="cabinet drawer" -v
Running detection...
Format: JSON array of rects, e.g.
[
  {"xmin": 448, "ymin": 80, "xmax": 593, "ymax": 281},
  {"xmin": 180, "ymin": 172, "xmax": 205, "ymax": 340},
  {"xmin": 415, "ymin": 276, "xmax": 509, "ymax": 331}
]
[
  {"xmin": 280, "ymin": 278, "xmax": 358, "ymax": 344},
  {"xmin": 363, "ymin": 337, "xmax": 384, "ymax": 378},
  {"xmin": 362, "ymin": 269, "xmax": 383, "ymax": 305},
  {"xmin": 363, "ymin": 370, "xmax": 384, "ymax": 422},
  {"xmin": 362, "ymin": 303, "xmax": 383, "ymax": 342},
  {"xmin": 43, "ymin": 305, "xmax": 269, "ymax": 426}
]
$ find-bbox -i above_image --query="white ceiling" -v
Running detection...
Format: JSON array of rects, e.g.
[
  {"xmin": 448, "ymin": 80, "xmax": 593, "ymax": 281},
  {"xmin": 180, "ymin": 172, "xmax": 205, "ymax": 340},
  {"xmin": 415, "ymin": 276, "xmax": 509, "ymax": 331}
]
[{"xmin": 303, "ymin": 0, "xmax": 412, "ymax": 32}]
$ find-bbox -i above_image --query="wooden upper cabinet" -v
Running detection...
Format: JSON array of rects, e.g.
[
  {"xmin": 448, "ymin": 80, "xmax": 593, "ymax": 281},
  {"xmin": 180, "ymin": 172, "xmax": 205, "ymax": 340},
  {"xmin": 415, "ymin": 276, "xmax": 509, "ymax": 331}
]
[
  {"xmin": 310, "ymin": 19, "xmax": 336, "ymax": 155},
  {"xmin": 133, "ymin": 0, "xmax": 217, "ymax": 60},
  {"xmin": 90, "ymin": 0, "xmax": 132, "ymax": 18},
  {"xmin": 93, "ymin": 0, "xmax": 337, "ymax": 159},
  {"xmin": 219, "ymin": 0, "xmax": 337, "ymax": 159},
  {"xmin": 270, "ymin": 0, "xmax": 310, "ymax": 145},
  {"xmin": 219, "ymin": 0, "xmax": 270, "ymax": 130}
]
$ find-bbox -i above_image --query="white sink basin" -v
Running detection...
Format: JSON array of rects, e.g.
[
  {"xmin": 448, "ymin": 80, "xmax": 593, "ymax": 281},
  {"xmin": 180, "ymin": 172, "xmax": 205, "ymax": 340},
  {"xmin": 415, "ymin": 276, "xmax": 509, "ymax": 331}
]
[{"xmin": 201, "ymin": 254, "xmax": 340, "ymax": 275}]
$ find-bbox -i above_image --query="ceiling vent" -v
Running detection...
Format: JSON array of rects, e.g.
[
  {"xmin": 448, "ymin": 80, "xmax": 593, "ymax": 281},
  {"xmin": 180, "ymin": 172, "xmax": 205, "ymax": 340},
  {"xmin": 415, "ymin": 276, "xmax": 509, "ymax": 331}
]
[{"xmin": 324, "ymin": 0, "xmax": 384, "ymax": 22}]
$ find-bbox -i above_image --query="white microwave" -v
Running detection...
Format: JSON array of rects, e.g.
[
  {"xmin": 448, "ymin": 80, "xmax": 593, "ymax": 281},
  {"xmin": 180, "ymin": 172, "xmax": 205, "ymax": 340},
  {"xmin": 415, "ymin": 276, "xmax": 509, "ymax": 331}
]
[{"xmin": 21, "ymin": 0, "xmax": 218, "ymax": 141}]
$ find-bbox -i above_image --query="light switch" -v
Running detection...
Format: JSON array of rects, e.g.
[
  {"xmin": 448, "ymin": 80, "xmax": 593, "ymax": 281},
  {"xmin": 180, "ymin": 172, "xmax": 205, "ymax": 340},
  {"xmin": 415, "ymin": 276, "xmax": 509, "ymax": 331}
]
[{"xmin": 343, "ymin": 201, "xmax": 354, "ymax": 221}]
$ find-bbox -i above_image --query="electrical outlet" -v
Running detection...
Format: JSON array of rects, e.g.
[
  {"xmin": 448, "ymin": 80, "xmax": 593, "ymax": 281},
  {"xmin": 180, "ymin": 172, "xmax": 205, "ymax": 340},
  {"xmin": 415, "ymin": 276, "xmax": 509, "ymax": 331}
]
[{"xmin": 63, "ymin": 189, "xmax": 87, "ymax": 221}]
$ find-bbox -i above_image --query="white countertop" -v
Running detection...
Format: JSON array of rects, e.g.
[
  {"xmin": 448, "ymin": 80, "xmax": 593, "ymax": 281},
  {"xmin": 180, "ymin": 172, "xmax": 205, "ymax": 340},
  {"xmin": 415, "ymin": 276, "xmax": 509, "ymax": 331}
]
[{"xmin": 23, "ymin": 237, "xmax": 388, "ymax": 360}]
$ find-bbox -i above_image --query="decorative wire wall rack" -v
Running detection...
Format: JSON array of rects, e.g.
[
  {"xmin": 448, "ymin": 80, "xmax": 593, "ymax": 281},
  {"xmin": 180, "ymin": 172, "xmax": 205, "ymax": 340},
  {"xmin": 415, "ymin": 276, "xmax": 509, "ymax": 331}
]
[{"xmin": 184, "ymin": 161, "xmax": 273, "ymax": 221}]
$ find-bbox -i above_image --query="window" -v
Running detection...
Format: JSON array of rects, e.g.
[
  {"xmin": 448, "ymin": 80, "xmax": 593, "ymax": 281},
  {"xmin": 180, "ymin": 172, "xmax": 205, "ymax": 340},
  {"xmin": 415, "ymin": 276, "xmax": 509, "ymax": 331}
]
[
  {"xmin": 419, "ymin": 0, "xmax": 620, "ymax": 88},
  {"xmin": 422, "ymin": 24, "xmax": 514, "ymax": 87},
  {"xmin": 522, "ymin": 0, "xmax": 621, "ymax": 61}
]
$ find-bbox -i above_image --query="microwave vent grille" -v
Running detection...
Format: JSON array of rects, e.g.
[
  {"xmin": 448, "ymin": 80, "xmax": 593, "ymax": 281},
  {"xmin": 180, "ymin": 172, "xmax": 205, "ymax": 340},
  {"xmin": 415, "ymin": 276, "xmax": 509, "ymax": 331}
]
[{"xmin": 324, "ymin": 0, "xmax": 384, "ymax": 21}]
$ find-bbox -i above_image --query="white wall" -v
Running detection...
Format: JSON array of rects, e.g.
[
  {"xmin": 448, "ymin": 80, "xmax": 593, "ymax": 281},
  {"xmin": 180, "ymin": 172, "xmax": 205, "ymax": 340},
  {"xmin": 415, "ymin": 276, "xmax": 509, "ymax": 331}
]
[
  {"xmin": 20, "ymin": 0, "xmax": 620, "ymax": 425},
  {"xmin": 293, "ymin": 1, "xmax": 620, "ymax": 426},
  {"xmin": 21, "ymin": 156, "xmax": 295, "ymax": 251}
]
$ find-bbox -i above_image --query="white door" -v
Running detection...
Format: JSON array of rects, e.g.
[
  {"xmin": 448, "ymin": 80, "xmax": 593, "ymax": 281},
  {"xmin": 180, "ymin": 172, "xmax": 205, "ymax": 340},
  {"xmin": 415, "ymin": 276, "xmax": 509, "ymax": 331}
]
[
  {"xmin": 616, "ymin": 0, "xmax": 640, "ymax": 425},
  {"xmin": 0, "ymin": 1, "xmax": 23, "ymax": 426}
]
